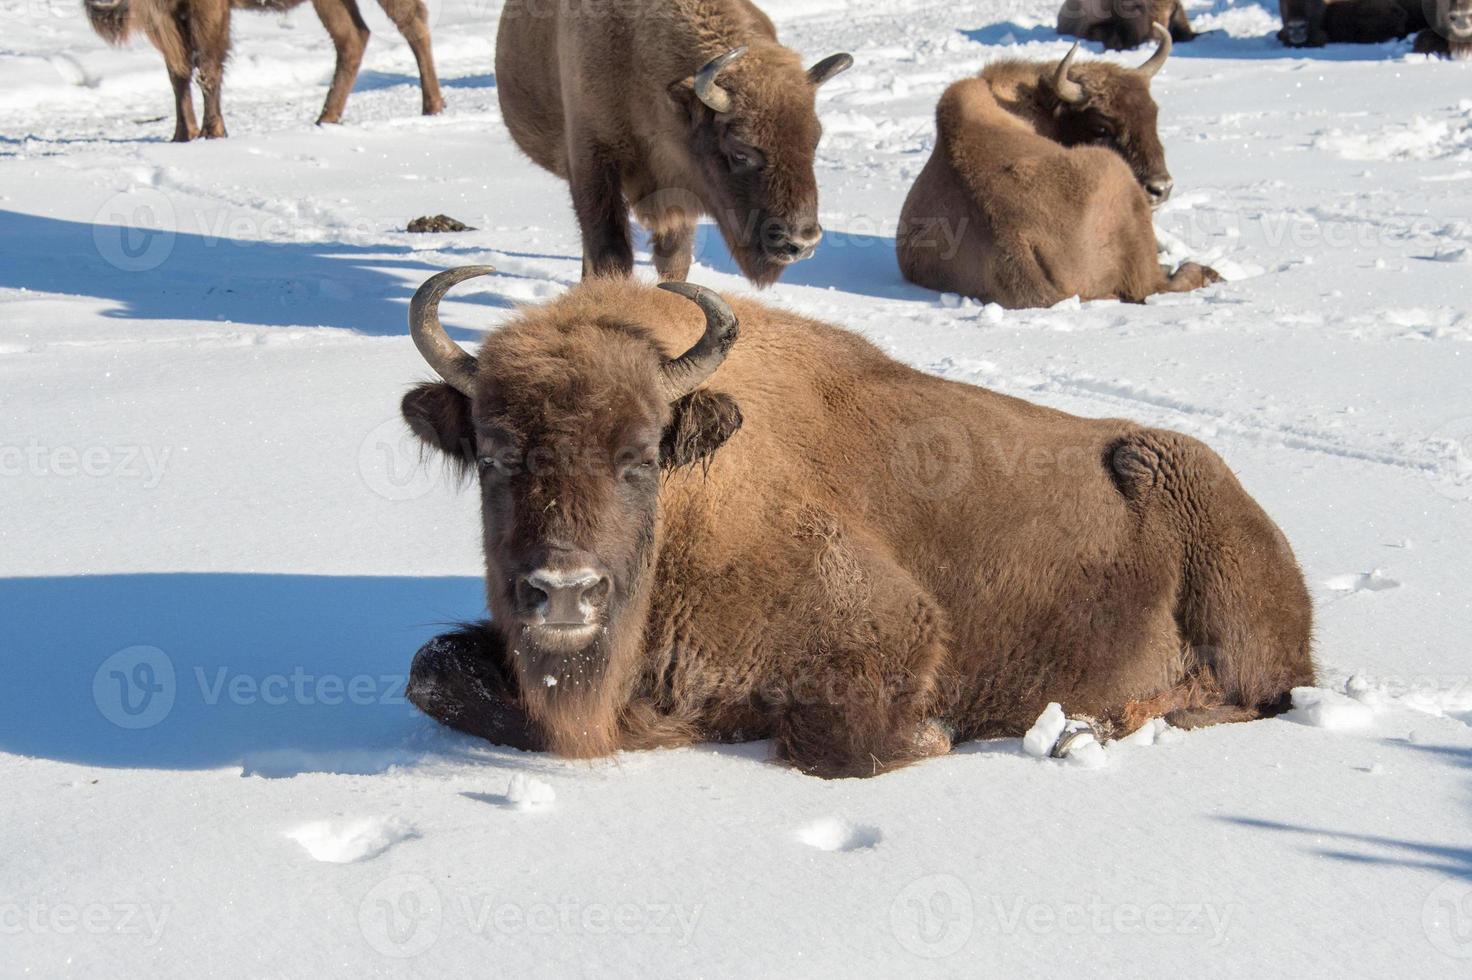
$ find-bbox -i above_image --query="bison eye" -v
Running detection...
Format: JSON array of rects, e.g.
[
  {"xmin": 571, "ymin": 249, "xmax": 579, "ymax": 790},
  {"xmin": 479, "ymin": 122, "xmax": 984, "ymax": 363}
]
[
  {"xmin": 478, "ymin": 453, "xmax": 518, "ymax": 477},
  {"xmin": 724, "ymin": 144, "xmax": 765, "ymax": 173},
  {"xmin": 617, "ymin": 448, "xmax": 659, "ymax": 481}
]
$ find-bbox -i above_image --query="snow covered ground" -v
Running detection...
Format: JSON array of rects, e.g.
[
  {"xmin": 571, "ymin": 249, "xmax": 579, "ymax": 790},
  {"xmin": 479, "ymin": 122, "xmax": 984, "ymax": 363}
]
[{"xmin": 3, "ymin": 0, "xmax": 1471, "ymax": 975}]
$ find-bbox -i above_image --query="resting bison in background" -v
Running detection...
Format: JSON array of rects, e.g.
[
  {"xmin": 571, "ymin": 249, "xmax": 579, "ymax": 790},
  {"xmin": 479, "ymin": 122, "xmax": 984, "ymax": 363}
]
[
  {"xmin": 1416, "ymin": 0, "xmax": 1472, "ymax": 55},
  {"xmin": 1276, "ymin": 0, "xmax": 1469, "ymax": 50},
  {"xmin": 84, "ymin": 0, "xmax": 443, "ymax": 141},
  {"xmin": 896, "ymin": 28, "xmax": 1220, "ymax": 309},
  {"xmin": 399, "ymin": 267, "xmax": 1315, "ymax": 778},
  {"xmin": 495, "ymin": 0, "xmax": 852, "ymax": 285},
  {"xmin": 1058, "ymin": 0, "xmax": 1199, "ymax": 50}
]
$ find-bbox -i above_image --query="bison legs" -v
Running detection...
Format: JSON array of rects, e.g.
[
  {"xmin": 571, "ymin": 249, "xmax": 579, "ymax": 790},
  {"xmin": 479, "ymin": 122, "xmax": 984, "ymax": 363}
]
[
  {"xmin": 374, "ymin": 0, "xmax": 445, "ymax": 116},
  {"xmin": 1156, "ymin": 260, "xmax": 1223, "ymax": 296},
  {"xmin": 570, "ymin": 139, "xmax": 635, "ymax": 279},
  {"xmin": 770, "ymin": 517, "xmax": 954, "ymax": 778},
  {"xmin": 1110, "ymin": 431, "xmax": 1316, "ymax": 725},
  {"xmin": 141, "ymin": 8, "xmax": 198, "ymax": 142},
  {"xmin": 1167, "ymin": 1, "xmax": 1197, "ymax": 40},
  {"xmin": 406, "ymin": 622, "xmax": 542, "ymax": 751},
  {"xmin": 651, "ymin": 221, "xmax": 696, "ymax": 282},
  {"xmin": 311, "ymin": 0, "xmax": 372, "ymax": 125},
  {"xmin": 186, "ymin": 1, "xmax": 231, "ymax": 138}
]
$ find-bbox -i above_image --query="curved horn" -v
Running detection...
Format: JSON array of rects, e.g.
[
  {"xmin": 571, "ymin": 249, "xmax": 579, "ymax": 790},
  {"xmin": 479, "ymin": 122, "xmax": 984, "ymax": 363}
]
[
  {"xmin": 807, "ymin": 52, "xmax": 854, "ymax": 87},
  {"xmin": 1051, "ymin": 43, "xmax": 1086, "ymax": 105},
  {"xmin": 408, "ymin": 266, "xmax": 493, "ymax": 397},
  {"xmin": 693, "ymin": 46, "xmax": 747, "ymax": 114},
  {"xmin": 1137, "ymin": 23, "xmax": 1172, "ymax": 79},
  {"xmin": 656, "ymin": 281, "xmax": 740, "ymax": 400}
]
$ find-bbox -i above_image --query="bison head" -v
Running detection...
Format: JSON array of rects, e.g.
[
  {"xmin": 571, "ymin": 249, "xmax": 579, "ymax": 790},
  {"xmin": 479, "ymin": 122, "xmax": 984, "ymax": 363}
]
[
  {"xmin": 400, "ymin": 268, "xmax": 743, "ymax": 754},
  {"xmin": 1057, "ymin": 0, "xmax": 1160, "ymax": 51},
  {"xmin": 1045, "ymin": 26, "xmax": 1175, "ymax": 206},
  {"xmin": 1433, "ymin": 0, "xmax": 1472, "ymax": 42},
  {"xmin": 667, "ymin": 44, "xmax": 852, "ymax": 286}
]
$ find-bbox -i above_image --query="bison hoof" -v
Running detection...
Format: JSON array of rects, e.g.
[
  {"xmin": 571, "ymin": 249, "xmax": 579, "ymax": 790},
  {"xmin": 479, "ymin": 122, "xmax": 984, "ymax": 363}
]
[
  {"xmin": 1050, "ymin": 720, "xmax": 1103, "ymax": 763},
  {"xmin": 913, "ymin": 719, "xmax": 953, "ymax": 758}
]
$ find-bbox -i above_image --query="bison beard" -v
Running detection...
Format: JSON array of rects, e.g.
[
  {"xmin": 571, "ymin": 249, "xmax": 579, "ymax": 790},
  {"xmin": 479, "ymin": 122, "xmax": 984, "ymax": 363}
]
[{"xmin": 399, "ymin": 269, "xmax": 1314, "ymax": 778}]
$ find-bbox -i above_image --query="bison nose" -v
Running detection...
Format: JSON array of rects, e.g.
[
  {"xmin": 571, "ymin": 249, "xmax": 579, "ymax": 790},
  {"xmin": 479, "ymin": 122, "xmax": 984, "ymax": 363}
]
[
  {"xmin": 1145, "ymin": 178, "xmax": 1173, "ymax": 206},
  {"xmin": 765, "ymin": 221, "xmax": 823, "ymax": 262},
  {"xmin": 517, "ymin": 568, "xmax": 610, "ymax": 625}
]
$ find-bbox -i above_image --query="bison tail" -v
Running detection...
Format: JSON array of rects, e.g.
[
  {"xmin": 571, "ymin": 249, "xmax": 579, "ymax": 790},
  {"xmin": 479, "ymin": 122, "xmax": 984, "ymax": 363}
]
[{"xmin": 85, "ymin": 0, "xmax": 134, "ymax": 45}]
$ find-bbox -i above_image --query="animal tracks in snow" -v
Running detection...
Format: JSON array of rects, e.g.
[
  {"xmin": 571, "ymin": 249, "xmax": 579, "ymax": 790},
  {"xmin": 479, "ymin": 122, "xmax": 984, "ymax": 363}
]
[
  {"xmin": 1324, "ymin": 569, "xmax": 1402, "ymax": 594},
  {"xmin": 796, "ymin": 817, "xmax": 883, "ymax": 852},
  {"xmin": 286, "ymin": 816, "xmax": 417, "ymax": 864}
]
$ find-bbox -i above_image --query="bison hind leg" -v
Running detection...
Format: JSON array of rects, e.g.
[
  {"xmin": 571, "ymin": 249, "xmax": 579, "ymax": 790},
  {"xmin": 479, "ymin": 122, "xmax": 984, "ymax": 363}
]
[{"xmin": 1110, "ymin": 431, "xmax": 1316, "ymax": 722}]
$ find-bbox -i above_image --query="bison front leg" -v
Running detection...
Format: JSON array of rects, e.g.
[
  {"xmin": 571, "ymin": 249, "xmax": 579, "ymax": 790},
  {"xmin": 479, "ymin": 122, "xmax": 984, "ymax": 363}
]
[
  {"xmin": 651, "ymin": 221, "xmax": 696, "ymax": 282},
  {"xmin": 569, "ymin": 140, "xmax": 635, "ymax": 280},
  {"xmin": 769, "ymin": 520, "xmax": 954, "ymax": 778},
  {"xmin": 407, "ymin": 622, "xmax": 542, "ymax": 751}
]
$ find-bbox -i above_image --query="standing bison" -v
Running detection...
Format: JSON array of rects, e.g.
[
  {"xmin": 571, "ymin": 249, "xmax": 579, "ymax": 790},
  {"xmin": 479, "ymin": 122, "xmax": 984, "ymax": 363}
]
[
  {"xmin": 84, "ymin": 0, "xmax": 444, "ymax": 141},
  {"xmin": 896, "ymin": 28, "xmax": 1220, "ymax": 309},
  {"xmin": 1057, "ymin": 0, "xmax": 1199, "ymax": 51},
  {"xmin": 400, "ymin": 267, "xmax": 1315, "ymax": 777},
  {"xmin": 494, "ymin": 0, "xmax": 852, "ymax": 285}
]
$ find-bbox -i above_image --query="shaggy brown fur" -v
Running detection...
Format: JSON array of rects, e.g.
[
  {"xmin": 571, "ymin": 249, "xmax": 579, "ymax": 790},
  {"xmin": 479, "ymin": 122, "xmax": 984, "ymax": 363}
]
[
  {"xmin": 83, "ymin": 0, "xmax": 443, "ymax": 141},
  {"xmin": 494, "ymin": 0, "xmax": 851, "ymax": 285},
  {"xmin": 1057, "ymin": 0, "xmax": 1199, "ymax": 50},
  {"xmin": 402, "ymin": 275, "xmax": 1315, "ymax": 778},
  {"xmin": 895, "ymin": 40, "xmax": 1220, "ymax": 309}
]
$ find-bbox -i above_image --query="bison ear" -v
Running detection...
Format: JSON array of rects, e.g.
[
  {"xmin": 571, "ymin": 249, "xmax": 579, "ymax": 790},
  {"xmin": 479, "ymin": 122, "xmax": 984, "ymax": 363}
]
[
  {"xmin": 661, "ymin": 389, "xmax": 742, "ymax": 470},
  {"xmin": 401, "ymin": 382, "xmax": 476, "ymax": 471}
]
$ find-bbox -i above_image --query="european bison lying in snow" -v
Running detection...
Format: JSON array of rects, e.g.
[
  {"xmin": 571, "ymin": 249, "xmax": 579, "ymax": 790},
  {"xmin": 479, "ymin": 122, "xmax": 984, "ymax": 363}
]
[
  {"xmin": 401, "ymin": 267, "xmax": 1315, "ymax": 778},
  {"xmin": 494, "ymin": 0, "xmax": 852, "ymax": 285},
  {"xmin": 1417, "ymin": 0, "xmax": 1472, "ymax": 56},
  {"xmin": 1057, "ymin": 0, "xmax": 1199, "ymax": 51},
  {"xmin": 1278, "ymin": 0, "xmax": 1471, "ymax": 53},
  {"xmin": 84, "ymin": 0, "xmax": 444, "ymax": 141},
  {"xmin": 896, "ymin": 27, "xmax": 1220, "ymax": 309}
]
